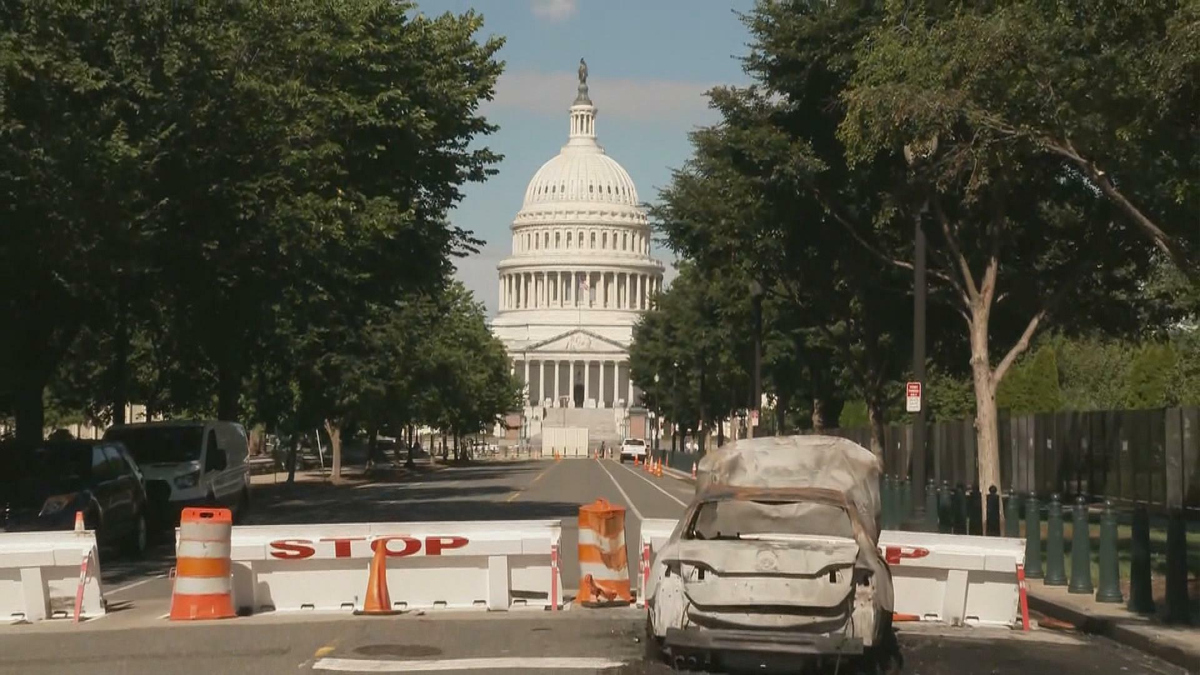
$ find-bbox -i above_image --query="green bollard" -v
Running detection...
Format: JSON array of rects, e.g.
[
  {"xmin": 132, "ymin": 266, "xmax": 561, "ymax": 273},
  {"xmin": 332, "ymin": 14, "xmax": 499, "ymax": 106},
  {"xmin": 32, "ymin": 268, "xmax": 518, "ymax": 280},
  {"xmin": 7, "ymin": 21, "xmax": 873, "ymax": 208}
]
[
  {"xmin": 938, "ymin": 481, "xmax": 953, "ymax": 534},
  {"xmin": 1096, "ymin": 500, "xmax": 1123, "ymax": 603},
  {"xmin": 1005, "ymin": 490, "xmax": 1021, "ymax": 538},
  {"xmin": 1045, "ymin": 494, "xmax": 1068, "ymax": 586},
  {"xmin": 1068, "ymin": 495, "xmax": 1094, "ymax": 594},
  {"xmin": 1025, "ymin": 494, "xmax": 1043, "ymax": 579},
  {"xmin": 899, "ymin": 478, "xmax": 910, "ymax": 526},
  {"xmin": 882, "ymin": 476, "xmax": 894, "ymax": 530},
  {"xmin": 1165, "ymin": 510, "xmax": 1193, "ymax": 624},
  {"xmin": 1128, "ymin": 505, "xmax": 1156, "ymax": 614},
  {"xmin": 925, "ymin": 480, "xmax": 938, "ymax": 531}
]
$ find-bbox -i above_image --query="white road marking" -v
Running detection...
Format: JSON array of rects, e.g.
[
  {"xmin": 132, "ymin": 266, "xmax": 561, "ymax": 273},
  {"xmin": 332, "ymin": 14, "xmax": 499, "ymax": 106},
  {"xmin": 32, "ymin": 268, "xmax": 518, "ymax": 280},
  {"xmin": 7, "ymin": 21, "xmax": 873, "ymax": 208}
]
[
  {"xmin": 613, "ymin": 460, "xmax": 689, "ymax": 508},
  {"xmin": 312, "ymin": 657, "xmax": 626, "ymax": 672},
  {"xmin": 107, "ymin": 573, "xmax": 168, "ymax": 595},
  {"xmin": 595, "ymin": 460, "xmax": 645, "ymax": 521}
]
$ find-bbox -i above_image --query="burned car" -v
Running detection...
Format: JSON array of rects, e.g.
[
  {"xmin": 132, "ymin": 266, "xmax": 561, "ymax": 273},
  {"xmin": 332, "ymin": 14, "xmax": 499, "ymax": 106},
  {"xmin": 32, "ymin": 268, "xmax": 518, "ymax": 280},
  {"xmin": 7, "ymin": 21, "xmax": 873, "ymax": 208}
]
[{"xmin": 644, "ymin": 435, "xmax": 896, "ymax": 671}]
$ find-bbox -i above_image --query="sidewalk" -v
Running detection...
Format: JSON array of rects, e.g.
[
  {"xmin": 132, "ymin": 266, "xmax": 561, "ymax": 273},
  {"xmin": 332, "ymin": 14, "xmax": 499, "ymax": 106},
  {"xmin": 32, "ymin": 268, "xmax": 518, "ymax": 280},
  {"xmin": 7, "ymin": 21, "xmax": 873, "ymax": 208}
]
[{"xmin": 1026, "ymin": 578, "xmax": 1199, "ymax": 672}]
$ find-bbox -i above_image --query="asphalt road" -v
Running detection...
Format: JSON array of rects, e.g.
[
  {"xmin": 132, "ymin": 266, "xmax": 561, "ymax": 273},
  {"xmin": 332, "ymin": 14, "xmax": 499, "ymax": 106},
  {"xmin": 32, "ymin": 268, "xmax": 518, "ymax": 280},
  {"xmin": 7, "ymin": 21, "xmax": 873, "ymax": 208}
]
[{"xmin": 0, "ymin": 457, "xmax": 1187, "ymax": 675}]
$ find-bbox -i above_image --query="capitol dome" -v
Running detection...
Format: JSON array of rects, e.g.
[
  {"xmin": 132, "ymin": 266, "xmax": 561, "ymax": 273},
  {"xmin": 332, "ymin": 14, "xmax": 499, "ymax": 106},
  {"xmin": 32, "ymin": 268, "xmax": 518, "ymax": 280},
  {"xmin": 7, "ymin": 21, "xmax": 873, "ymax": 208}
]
[{"xmin": 491, "ymin": 61, "xmax": 664, "ymax": 426}]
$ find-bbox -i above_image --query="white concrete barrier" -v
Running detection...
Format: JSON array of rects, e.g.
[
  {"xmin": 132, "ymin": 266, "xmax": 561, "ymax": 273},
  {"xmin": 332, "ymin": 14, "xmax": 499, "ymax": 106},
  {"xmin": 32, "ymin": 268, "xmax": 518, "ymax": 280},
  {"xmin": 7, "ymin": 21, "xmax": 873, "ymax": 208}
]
[
  {"xmin": 879, "ymin": 530, "xmax": 1026, "ymax": 627},
  {"xmin": 636, "ymin": 520, "xmax": 1026, "ymax": 628},
  {"xmin": 194, "ymin": 520, "xmax": 563, "ymax": 614},
  {"xmin": 0, "ymin": 531, "xmax": 104, "ymax": 622},
  {"xmin": 636, "ymin": 518, "xmax": 678, "ymax": 607}
]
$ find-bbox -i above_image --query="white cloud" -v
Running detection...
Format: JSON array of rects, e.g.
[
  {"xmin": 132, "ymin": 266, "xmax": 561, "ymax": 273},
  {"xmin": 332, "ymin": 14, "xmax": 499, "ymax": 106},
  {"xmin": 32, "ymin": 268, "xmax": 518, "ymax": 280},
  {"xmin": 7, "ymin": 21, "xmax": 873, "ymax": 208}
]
[
  {"xmin": 530, "ymin": 0, "xmax": 578, "ymax": 22},
  {"xmin": 488, "ymin": 69, "xmax": 719, "ymax": 123}
]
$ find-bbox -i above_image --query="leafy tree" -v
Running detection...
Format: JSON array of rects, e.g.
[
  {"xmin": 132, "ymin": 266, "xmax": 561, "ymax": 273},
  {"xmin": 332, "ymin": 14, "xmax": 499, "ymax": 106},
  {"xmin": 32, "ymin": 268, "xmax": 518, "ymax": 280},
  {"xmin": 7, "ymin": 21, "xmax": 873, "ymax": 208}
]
[
  {"xmin": 997, "ymin": 347, "xmax": 1064, "ymax": 414},
  {"xmin": 840, "ymin": 1, "xmax": 1158, "ymax": 523},
  {"xmin": 1123, "ymin": 343, "xmax": 1179, "ymax": 409}
]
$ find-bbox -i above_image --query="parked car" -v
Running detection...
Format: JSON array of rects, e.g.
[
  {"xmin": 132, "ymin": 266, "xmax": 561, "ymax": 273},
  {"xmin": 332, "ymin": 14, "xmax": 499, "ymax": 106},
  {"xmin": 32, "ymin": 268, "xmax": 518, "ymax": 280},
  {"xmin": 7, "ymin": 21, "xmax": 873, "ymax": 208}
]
[
  {"xmin": 0, "ymin": 439, "xmax": 149, "ymax": 557},
  {"xmin": 619, "ymin": 438, "xmax": 648, "ymax": 463},
  {"xmin": 103, "ymin": 421, "xmax": 250, "ymax": 531},
  {"xmin": 644, "ymin": 435, "xmax": 897, "ymax": 672}
]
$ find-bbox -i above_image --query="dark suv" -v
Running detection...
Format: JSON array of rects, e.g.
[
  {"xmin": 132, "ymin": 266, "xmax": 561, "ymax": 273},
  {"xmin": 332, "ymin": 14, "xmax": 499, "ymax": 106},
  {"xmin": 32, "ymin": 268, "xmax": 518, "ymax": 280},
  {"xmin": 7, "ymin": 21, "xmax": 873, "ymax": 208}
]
[{"xmin": 0, "ymin": 440, "xmax": 149, "ymax": 557}]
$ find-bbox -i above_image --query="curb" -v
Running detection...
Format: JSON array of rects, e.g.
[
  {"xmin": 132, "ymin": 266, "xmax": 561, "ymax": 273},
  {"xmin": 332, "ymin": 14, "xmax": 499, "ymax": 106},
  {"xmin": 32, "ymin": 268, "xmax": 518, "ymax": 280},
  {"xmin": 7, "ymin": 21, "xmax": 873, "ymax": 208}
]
[{"xmin": 1026, "ymin": 593, "xmax": 1200, "ymax": 673}]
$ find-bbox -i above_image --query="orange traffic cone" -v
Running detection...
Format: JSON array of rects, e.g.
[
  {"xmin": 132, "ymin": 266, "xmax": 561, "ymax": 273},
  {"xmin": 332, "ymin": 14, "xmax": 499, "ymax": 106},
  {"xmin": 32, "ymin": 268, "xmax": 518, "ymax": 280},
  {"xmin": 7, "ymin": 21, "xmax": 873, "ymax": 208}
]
[
  {"xmin": 691, "ymin": 462, "xmax": 697, "ymax": 479},
  {"xmin": 74, "ymin": 511, "xmax": 84, "ymax": 532},
  {"xmin": 656, "ymin": 460, "xmax": 663, "ymax": 477},
  {"xmin": 634, "ymin": 456, "xmax": 639, "ymax": 467},
  {"xmin": 355, "ymin": 539, "xmax": 398, "ymax": 615}
]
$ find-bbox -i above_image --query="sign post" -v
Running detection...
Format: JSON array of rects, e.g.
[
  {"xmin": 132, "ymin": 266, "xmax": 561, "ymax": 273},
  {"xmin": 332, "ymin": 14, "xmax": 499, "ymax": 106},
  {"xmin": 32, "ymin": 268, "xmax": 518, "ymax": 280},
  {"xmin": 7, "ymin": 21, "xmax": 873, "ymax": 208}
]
[{"xmin": 906, "ymin": 382, "xmax": 922, "ymax": 413}]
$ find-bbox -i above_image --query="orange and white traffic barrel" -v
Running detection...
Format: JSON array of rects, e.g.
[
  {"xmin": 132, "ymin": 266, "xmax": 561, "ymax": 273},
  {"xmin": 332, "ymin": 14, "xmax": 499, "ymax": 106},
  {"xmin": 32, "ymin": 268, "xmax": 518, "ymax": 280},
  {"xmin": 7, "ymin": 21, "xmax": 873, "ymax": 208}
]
[
  {"xmin": 170, "ymin": 507, "xmax": 235, "ymax": 621},
  {"xmin": 577, "ymin": 499, "xmax": 632, "ymax": 607}
]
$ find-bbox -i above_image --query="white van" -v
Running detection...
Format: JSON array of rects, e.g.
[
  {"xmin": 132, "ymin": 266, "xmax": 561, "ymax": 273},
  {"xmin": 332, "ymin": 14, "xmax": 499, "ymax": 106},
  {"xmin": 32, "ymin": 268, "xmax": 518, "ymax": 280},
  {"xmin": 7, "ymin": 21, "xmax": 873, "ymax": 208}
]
[{"xmin": 103, "ymin": 421, "xmax": 250, "ymax": 530}]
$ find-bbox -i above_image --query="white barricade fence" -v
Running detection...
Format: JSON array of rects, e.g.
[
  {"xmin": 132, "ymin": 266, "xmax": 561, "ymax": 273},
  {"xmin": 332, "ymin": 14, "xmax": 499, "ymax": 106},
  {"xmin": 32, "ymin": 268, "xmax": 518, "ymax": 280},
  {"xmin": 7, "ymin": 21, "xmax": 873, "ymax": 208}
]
[
  {"xmin": 0, "ymin": 531, "xmax": 104, "ymax": 622},
  {"xmin": 880, "ymin": 530, "xmax": 1026, "ymax": 627},
  {"xmin": 192, "ymin": 520, "xmax": 563, "ymax": 614},
  {"xmin": 636, "ymin": 519, "xmax": 679, "ymax": 608}
]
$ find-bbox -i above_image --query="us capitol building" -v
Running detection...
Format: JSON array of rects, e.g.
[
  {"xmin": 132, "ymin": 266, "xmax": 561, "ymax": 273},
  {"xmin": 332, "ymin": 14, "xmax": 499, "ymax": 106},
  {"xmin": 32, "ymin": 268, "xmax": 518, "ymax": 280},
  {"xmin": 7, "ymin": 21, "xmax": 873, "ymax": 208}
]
[{"xmin": 490, "ymin": 60, "xmax": 664, "ymax": 451}]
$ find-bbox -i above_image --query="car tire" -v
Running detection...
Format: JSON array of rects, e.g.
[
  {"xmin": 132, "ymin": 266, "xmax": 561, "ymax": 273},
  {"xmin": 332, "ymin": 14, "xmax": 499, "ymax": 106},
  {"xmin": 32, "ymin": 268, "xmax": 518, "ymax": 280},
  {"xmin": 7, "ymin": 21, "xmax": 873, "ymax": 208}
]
[
  {"xmin": 862, "ymin": 611, "xmax": 902, "ymax": 675},
  {"xmin": 122, "ymin": 512, "xmax": 148, "ymax": 558}
]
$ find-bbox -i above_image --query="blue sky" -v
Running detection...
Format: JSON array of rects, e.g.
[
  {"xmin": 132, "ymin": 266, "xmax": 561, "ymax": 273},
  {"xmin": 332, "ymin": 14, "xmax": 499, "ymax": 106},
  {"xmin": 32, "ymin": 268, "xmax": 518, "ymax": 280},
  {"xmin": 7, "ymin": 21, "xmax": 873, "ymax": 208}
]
[{"xmin": 418, "ymin": 0, "xmax": 757, "ymax": 315}]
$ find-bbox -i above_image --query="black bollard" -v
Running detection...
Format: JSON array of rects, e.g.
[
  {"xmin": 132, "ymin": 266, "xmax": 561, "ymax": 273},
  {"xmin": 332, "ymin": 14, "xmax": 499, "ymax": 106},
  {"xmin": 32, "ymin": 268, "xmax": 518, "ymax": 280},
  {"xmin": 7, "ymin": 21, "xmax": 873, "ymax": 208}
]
[
  {"xmin": 1068, "ymin": 495, "xmax": 1094, "ymax": 594},
  {"xmin": 925, "ymin": 480, "xmax": 939, "ymax": 532},
  {"xmin": 1128, "ymin": 505, "xmax": 1156, "ymax": 614},
  {"xmin": 938, "ymin": 481, "xmax": 953, "ymax": 534},
  {"xmin": 986, "ymin": 486, "xmax": 1002, "ymax": 537},
  {"xmin": 1025, "ymin": 494, "xmax": 1043, "ymax": 579},
  {"xmin": 1165, "ymin": 509, "xmax": 1192, "ymax": 624},
  {"xmin": 1045, "ymin": 494, "xmax": 1068, "ymax": 586},
  {"xmin": 1096, "ymin": 500, "xmax": 1123, "ymax": 603},
  {"xmin": 1005, "ymin": 490, "xmax": 1021, "ymax": 538}
]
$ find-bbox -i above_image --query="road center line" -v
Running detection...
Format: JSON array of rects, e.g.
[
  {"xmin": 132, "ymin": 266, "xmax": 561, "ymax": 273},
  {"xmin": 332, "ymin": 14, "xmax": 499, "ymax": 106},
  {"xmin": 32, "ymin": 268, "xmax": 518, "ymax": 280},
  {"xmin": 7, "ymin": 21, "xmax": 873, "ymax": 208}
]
[
  {"xmin": 506, "ymin": 460, "xmax": 558, "ymax": 502},
  {"xmin": 596, "ymin": 460, "xmax": 645, "ymax": 521},
  {"xmin": 613, "ymin": 460, "xmax": 689, "ymax": 508},
  {"xmin": 313, "ymin": 657, "xmax": 627, "ymax": 672}
]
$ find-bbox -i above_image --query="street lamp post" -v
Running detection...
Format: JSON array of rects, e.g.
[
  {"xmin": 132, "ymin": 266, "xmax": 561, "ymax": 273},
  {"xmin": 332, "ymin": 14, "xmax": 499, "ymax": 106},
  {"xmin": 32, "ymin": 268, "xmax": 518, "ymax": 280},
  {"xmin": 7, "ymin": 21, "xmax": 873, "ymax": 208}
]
[
  {"xmin": 904, "ymin": 136, "xmax": 938, "ymax": 513},
  {"xmin": 653, "ymin": 373, "xmax": 661, "ymax": 454},
  {"xmin": 748, "ymin": 279, "xmax": 764, "ymax": 440}
]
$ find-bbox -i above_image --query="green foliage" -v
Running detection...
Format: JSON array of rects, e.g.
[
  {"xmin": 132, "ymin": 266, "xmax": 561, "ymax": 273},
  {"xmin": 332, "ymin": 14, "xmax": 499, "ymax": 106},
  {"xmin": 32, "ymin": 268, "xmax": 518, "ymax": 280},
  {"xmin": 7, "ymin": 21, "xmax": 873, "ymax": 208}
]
[
  {"xmin": 0, "ymin": 0, "xmax": 507, "ymax": 440},
  {"xmin": 1123, "ymin": 344, "xmax": 1180, "ymax": 409},
  {"xmin": 997, "ymin": 347, "xmax": 1064, "ymax": 415}
]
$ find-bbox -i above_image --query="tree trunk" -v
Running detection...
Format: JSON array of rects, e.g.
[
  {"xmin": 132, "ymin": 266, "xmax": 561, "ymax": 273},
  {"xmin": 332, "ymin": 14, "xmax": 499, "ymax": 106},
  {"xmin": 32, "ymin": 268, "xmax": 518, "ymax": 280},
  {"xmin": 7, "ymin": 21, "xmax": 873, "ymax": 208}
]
[
  {"xmin": 775, "ymin": 394, "xmax": 788, "ymax": 436},
  {"xmin": 13, "ymin": 371, "xmax": 46, "ymax": 443},
  {"xmin": 112, "ymin": 292, "xmax": 129, "ymax": 426},
  {"xmin": 812, "ymin": 397, "xmax": 827, "ymax": 432},
  {"xmin": 406, "ymin": 425, "xmax": 416, "ymax": 468},
  {"xmin": 968, "ymin": 307, "xmax": 1003, "ymax": 535},
  {"xmin": 367, "ymin": 426, "xmax": 379, "ymax": 470},
  {"xmin": 323, "ymin": 419, "xmax": 342, "ymax": 482},
  {"xmin": 717, "ymin": 418, "xmax": 725, "ymax": 447},
  {"xmin": 285, "ymin": 435, "xmax": 299, "ymax": 485},
  {"xmin": 217, "ymin": 363, "xmax": 241, "ymax": 421},
  {"xmin": 866, "ymin": 396, "xmax": 886, "ymax": 459}
]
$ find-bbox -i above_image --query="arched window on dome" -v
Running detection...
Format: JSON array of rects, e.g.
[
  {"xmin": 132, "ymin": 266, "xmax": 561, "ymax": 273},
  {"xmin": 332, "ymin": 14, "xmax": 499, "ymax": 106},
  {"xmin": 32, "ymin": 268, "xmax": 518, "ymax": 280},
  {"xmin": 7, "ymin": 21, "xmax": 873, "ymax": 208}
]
[
  {"xmin": 578, "ymin": 230, "xmax": 583, "ymax": 248},
  {"xmin": 589, "ymin": 184, "xmax": 594, "ymax": 194},
  {"xmin": 544, "ymin": 231, "xmax": 550, "ymax": 248},
  {"xmin": 525, "ymin": 233, "xmax": 531, "ymax": 251},
  {"xmin": 555, "ymin": 231, "xmax": 560, "ymax": 248},
  {"xmin": 602, "ymin": 232, "xmax": 608, "ymax": 249},
  {"xmin": 566, "ymin": 231, "xmax": 572, "ymax": 248},
  {"xmin": 590, "ymin": 232, "xmax": 596, "ymax": 249},
  {"xmin": 623, "ymin": 233, "xmax": 628, "ymax": 251}
]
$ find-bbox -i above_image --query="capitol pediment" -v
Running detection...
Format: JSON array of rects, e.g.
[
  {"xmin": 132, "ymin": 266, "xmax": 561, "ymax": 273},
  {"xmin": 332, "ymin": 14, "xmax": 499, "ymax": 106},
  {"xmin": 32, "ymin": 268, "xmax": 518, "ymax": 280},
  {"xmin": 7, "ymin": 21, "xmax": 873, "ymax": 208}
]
[{"xmin": 526, "ymin": 329, "xmax": 627, "ymax": 354}]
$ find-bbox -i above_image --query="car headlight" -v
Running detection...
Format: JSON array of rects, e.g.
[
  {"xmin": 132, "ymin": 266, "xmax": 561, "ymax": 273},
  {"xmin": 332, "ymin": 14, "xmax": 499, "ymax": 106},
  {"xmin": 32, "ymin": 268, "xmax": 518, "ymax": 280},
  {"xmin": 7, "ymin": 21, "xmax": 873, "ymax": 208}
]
[
  {"xmin": 39, "ymin": 493, "xmax": 78, "ymax": 517},
  {"xmin": 174, "ymin": 470, "xmax": 201, "ymax": 489}
]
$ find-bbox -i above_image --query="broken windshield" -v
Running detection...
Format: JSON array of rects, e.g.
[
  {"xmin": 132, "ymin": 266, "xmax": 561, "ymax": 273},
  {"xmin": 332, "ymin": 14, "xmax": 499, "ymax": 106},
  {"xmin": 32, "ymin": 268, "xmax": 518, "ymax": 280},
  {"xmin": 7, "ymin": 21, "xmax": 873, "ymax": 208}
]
[{"xmin": 685, "ymin": 499, "xmax": 854, "ymax": 541}]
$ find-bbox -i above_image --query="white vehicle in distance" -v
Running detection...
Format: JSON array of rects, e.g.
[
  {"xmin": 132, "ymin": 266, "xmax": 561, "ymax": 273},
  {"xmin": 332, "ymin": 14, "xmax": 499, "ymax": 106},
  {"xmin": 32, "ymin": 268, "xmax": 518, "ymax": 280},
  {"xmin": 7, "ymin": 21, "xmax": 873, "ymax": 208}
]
[{"xmin": 619, "ymin": 438, "xmax": 648, "ymax": 463}]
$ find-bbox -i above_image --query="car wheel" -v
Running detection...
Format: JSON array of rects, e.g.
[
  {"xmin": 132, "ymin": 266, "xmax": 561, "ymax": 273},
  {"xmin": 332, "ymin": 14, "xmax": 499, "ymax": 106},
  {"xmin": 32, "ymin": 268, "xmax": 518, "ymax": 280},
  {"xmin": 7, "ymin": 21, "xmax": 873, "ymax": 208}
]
[
  {"xmin": 862, "ymin": 611, "xmax": 902, "ymax": 675},
  {"xmin": 122, "ymin": 512, "xmax": 147, "ymax": 558}
]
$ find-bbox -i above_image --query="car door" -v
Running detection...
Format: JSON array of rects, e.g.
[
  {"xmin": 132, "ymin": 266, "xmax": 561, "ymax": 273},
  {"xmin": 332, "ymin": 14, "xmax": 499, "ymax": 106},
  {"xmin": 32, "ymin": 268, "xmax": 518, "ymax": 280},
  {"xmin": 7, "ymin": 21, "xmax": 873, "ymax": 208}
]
[
  {"xmin": 103, "ymin": 445, "xmax": 138, "ymax": 533},
  {"xmin": 202, "ymin": 429, "xmax": 227, "ymax": 504},
  {"xmin": 214, "ymin": 425, "xmax": 248, "ymax": 505},
  {"xmin": 89, "ymin": 445, "xmax": 120, "ymax": 544}
]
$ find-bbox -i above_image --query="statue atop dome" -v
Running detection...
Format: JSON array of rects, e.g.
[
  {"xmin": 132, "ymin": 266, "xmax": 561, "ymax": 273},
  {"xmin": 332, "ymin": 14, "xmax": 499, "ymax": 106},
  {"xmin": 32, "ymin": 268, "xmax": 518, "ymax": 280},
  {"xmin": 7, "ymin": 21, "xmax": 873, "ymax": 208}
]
[{"xmin": 574, "ymin": 58, "xmax": 592, "ymax": 105}]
